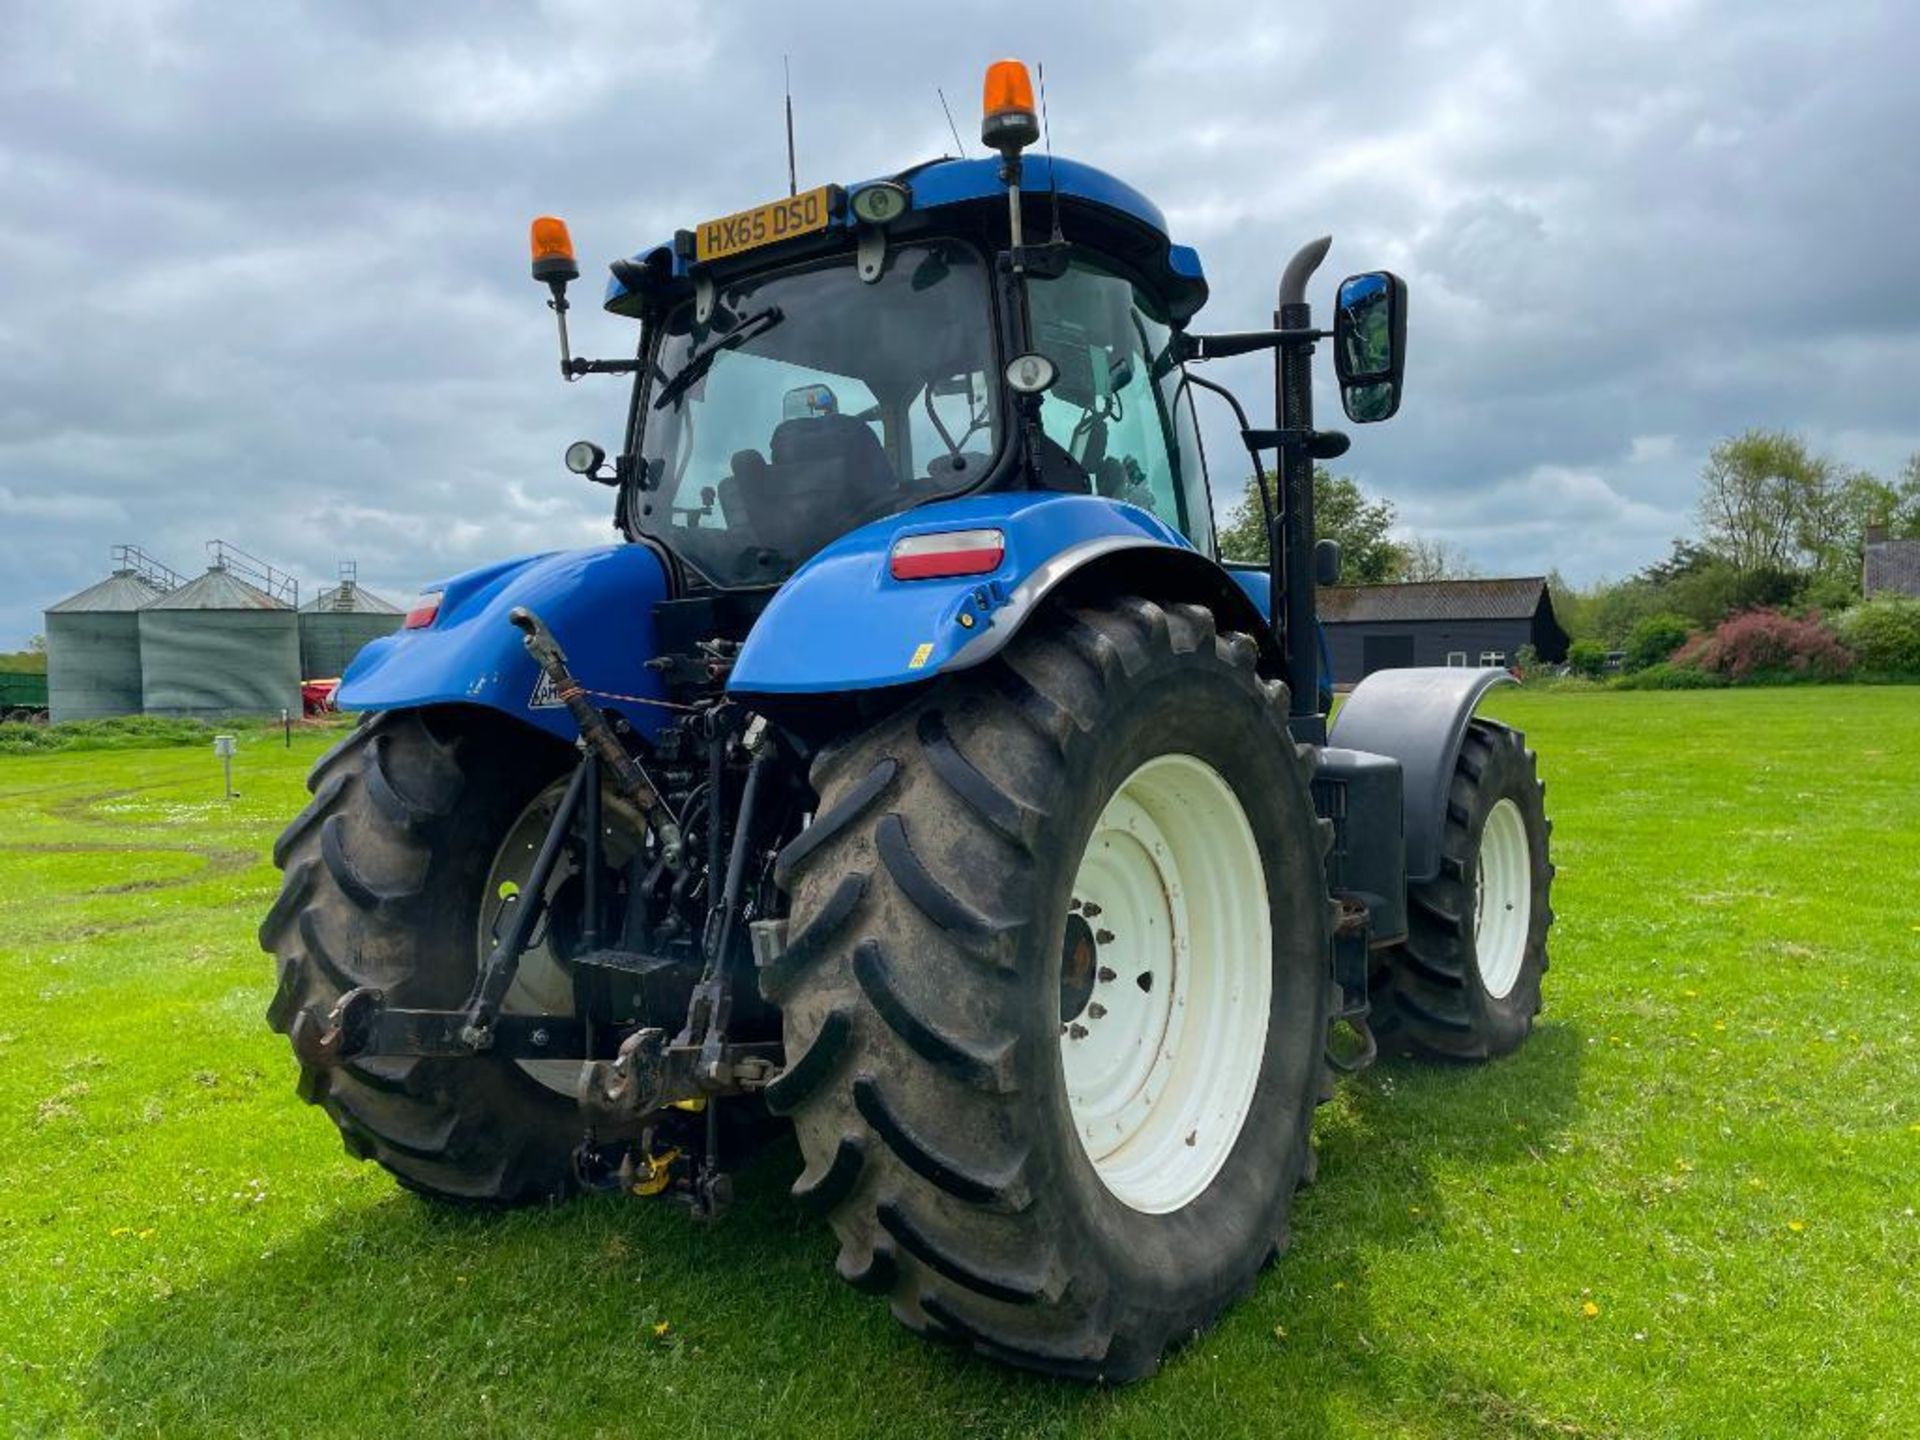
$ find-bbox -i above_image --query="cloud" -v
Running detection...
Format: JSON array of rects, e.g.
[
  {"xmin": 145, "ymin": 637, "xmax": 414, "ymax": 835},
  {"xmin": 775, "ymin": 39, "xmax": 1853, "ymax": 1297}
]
[
  {"xmin": 1, "ymin": 0, "xmax": 1917, "ymax": 643},
  {"xmin": 0, "ymin": 485, "xmax": 126, "ymax": 522}
]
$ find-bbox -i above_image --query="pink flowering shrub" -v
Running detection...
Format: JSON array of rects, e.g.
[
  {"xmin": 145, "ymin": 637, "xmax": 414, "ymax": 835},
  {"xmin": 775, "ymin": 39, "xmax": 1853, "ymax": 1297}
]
[{"xmin": 1671, "ymin": 608, "xmax": 1854, "ymax": 682}]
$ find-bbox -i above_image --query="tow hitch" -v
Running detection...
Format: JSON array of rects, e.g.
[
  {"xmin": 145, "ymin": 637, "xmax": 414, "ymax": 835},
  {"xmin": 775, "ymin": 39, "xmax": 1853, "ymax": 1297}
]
[{"xmin": 289, "ymin": 989, "xmax": 777, "ymax": 1100}]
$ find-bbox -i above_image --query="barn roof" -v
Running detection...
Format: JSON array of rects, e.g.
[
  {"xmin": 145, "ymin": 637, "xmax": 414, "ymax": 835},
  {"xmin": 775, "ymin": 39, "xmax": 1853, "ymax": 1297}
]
[
  {"xmin": 1317, "ymin": 577, "xmax": 1551, "ymax": 624},
  {"xmin": 1864, "ymin": 538, "xmax": 1920, "ymax": 597}
]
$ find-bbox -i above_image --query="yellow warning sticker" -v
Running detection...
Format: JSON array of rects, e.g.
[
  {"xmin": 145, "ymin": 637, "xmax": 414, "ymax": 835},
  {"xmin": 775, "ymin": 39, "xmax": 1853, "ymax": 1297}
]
[{"xmin": 907, "ymin": 642, "xmax": 935, "ymax": 670}]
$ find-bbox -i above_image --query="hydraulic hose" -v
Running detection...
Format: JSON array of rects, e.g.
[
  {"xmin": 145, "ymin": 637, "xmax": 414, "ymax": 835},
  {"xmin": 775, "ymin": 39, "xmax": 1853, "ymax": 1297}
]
[{"xmin": 509, "ymin": 606, "xmax": 685, "ymax": 867}]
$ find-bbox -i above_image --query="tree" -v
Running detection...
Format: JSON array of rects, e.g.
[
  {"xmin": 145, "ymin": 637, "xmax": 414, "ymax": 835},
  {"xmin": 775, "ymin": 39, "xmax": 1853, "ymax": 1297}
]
[
  {"xmin": 1567, "ymin": 640, "xmax": 1608, "ymax": 678},
  {"xmin": 1695, "ymin": 430, "xmax": 1838, "ymax": 573},
  {"xmin": 1395, "ymin": 536, "xmax": 1482, "ymax": 582},
  {"xmin": 1624, "ymin": 613, "xmax": 1693, "ymax": 671},
  {"xmin": 1637, "ymin": 539, "xmax": 1718, "ymax": 587},
  {"xmin": 1217, "ymin": 468, "xmax": 1404, "ymax": 581},
  {"xmin": 1845, "ymin": 461, "xmax": 1920, "ymax": 545}
]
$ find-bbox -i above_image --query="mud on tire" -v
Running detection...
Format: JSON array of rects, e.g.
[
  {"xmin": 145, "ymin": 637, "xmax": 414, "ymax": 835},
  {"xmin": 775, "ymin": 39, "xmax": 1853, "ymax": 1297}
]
[
  {"xmin": 261, "ymin": 709, "xmax": 588, "ymax": 1204},
  {"xmin": 764, "ymin": 596, "xmax": 1335, "ymax": 1381}
]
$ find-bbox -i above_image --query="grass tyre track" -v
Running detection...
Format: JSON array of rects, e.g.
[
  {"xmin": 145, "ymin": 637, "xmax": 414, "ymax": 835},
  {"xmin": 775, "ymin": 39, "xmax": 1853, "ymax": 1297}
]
[
  {"xmin": 767, "ymin": 595, "xmax": 1335, "ymax": 1381},
  {"xmin": 260, "ymin": 709, "xmax": 588, "ymax": 1205}
]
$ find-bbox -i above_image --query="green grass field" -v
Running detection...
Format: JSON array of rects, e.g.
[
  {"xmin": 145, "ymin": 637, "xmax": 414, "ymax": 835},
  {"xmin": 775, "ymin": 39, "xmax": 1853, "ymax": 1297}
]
[{"xmin": 2, "ymin": 690, "xmax": 1917, "ymax": 1438}]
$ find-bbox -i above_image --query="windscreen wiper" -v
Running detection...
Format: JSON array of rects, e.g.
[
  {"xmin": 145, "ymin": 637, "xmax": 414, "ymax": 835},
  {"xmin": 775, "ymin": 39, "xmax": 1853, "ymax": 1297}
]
[{"xmin": 652, "ymin": 306, "xmax": 785, "ymax": 410}]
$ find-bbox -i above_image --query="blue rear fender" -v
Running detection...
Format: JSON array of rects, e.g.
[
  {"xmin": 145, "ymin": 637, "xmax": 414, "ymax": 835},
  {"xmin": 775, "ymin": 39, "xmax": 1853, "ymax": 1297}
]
[
  {"xmin": 339, "ymin": 495, "xmax": 1285, "ymax": 735},
  {"xmin": 338, "ymin": 544, "xmax": 676, "ymax": 742},
  {"xmin": 728, "ymin": 492, "xmax": 1277, "ymax": 696}
]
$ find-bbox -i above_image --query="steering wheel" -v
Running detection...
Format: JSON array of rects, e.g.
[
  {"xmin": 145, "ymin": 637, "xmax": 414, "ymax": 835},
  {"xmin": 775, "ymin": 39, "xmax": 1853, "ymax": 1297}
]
[{"xmin": 922, "ymin": 378, "xmax": 991, "ymax": 467}]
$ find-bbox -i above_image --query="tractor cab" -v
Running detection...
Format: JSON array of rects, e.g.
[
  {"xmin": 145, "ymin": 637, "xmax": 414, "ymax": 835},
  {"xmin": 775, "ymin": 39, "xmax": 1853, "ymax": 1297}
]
[
  {"xmin": 631, "ymin": 233, "xmax": 1003, "ymax": 587},
  {"xmin": 542, "ymin": 144, "xmax": 1221, "ymax": 592}
]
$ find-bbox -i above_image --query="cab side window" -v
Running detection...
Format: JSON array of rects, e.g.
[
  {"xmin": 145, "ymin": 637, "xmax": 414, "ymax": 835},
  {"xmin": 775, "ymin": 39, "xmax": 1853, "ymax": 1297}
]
[{"xmin": 1027, "ymin": 261, "xmax": 1212, "ymax": 549}]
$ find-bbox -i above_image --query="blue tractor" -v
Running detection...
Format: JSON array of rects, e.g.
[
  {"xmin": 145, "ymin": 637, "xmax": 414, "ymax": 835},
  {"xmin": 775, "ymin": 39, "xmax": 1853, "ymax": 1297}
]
[{"xmin": 263, "ymin": 61, "xmax": 1554, "ymax": 1381}]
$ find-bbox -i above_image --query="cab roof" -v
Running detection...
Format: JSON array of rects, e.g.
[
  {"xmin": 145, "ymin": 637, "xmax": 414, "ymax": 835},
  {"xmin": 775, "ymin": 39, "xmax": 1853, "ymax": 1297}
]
[{"xmin": 604, "ymin": 154, "xmax": 1209, "ymax": 323}]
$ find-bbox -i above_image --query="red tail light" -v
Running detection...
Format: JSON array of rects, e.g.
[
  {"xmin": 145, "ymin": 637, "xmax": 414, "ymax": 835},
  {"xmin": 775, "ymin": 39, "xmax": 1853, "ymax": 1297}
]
[
  {"xmin": 889, "ymin": 528, "xmax": 1006, "ymax": 581},
  {"xmin": 404, "ymin": 592, "xmax": 442, "ymax": 629}
]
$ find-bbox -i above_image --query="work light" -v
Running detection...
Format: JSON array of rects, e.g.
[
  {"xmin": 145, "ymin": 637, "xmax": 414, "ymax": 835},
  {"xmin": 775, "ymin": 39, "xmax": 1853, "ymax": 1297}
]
[{"xmin": 851, "ymin": 182, "xmax": 910, "ymax": 225}]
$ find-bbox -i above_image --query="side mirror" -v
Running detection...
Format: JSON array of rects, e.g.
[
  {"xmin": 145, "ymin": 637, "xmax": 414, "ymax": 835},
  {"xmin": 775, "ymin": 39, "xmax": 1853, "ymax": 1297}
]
[{"xmin": 1332, "ymin": 271, "xmax": 1407, "ymax": 423}]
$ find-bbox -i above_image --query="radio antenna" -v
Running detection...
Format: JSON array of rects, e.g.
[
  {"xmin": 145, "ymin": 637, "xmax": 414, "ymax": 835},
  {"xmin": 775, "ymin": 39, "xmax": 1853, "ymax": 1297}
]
[
  {"xmin": 936, "ymin": 85, "xmax": 965, "ymax": 155},
  {"xmin": 784, "ymin": 55, "xmax": 798, "ymax": 196},
  {"xmin": 1039, "ymin": 61, "xmax": 1064, "ymax": 242}
]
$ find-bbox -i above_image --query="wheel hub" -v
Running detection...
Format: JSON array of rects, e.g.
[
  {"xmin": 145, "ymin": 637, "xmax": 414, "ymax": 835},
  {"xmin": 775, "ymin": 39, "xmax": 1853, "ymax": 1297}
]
[{"xmin": 1059, "ymin": 911, "xmax": 1100, "ymax": 1024}]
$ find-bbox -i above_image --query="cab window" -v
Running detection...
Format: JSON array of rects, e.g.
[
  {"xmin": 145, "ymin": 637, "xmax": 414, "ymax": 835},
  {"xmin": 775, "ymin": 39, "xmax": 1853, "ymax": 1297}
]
[
  {"xmin": 1027, "ymin": 260, "xmax": 1212, "ymax": 549},
  {"xmin": 633, "ymin": 241, "xmax": 1002, "ymax": 588}
]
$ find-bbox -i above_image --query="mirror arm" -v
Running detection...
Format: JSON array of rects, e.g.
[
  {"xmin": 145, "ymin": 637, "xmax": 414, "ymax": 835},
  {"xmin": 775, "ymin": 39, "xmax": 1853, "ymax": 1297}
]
[
  {"xmin": 1243, "ymin": 428, "xmax": 1351, "ymax": 461},
  {"xmin": 564, "ymin": 357, "xmax": 645, "ymax": 378},
  {"xmin": 1176, "ymin": 328, "xmax": 1326, "ymax": 361}
]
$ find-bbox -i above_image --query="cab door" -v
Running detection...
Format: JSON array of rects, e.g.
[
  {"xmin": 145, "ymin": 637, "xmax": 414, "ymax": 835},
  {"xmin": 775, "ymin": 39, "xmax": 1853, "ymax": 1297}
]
[{"xmin": 1027, "ymin": 259, "xmax": 1215, "ymax": 554}]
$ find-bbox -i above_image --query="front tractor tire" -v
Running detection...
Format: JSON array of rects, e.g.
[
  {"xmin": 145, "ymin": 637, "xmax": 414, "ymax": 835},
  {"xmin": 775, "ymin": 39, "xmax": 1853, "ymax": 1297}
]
[
  {"xmin": 764, "ymin": 597, "xmax": 1334, "ymax": 1381},
  {"xmin": 260, "ymin": 710, "xmax": 589, "ymax": 1204},
  {"xmin": 1373, "ymin": 718, "xmax": 1555, "ymax": 1061}
]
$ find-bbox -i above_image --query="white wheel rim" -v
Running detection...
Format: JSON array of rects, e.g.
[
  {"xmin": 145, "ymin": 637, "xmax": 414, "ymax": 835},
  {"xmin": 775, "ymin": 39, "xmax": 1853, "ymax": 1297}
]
[
  {"xmin": 1060, "ymin": 753, "xmax": 1272, "ymax": 1215},
  {"xmin": 1473, "ymin": 797, "xmax": 1532, "ymax": 1000}
]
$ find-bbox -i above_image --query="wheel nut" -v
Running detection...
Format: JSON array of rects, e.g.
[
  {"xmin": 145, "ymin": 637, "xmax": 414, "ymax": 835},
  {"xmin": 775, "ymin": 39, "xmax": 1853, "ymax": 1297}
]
[
  {"xmin": 1095, "ymin": 929, "xmax": 1114, "ymax": 945},
  {"xmin": 1081, "ymin": 902, "xmax": 1103, "ymax": 918},
  {"xmin": 1088, "ymin": 1003, "xmax": 1107, "ymax": 1020},
  {"xmin": 1097, "ymin": 966, "xmax": 1116, "ymax": 983},
  {"xmin": 1068, "ymin": 1022, "xmax": 1089, "ymax": 1040}
]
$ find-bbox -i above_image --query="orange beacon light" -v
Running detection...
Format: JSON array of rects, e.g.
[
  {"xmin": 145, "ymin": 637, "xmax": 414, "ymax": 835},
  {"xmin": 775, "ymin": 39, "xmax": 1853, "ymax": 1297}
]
[
  {"xmin": 981, "ymin": 59, "xmax": 1039, "ymax": 151},
  {"xmin": 530, "ymin": 216, "xmax": 579, "ymax": 287}
]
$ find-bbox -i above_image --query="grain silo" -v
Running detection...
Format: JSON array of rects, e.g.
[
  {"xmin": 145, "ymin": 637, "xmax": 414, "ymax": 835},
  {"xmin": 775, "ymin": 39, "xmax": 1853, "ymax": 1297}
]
[
  {"xmin": 298, "ymin": 563, "xmax": 403, "ymax": 679},
  {"xmin": 138, "ymin": 545, "xmax": 302, "ymax": 717},
  {"xmin": 43, "ymin": 546, "xmax": 179, "ymax": 722}
]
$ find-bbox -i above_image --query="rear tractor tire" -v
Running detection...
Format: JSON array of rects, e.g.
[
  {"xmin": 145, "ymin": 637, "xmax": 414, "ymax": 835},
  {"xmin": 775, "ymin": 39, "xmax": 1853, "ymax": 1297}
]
[
  {"xmin": 261, "ymin": 709, "xmax": 594, "ymax": 1205},
  {"xmin": 764, "ymin": 596, "xmax": 1335, "ymax": 1381},
  {"xmin": 1372, "ymin": 718, "xmax": 1555, "ymax": 1061}
]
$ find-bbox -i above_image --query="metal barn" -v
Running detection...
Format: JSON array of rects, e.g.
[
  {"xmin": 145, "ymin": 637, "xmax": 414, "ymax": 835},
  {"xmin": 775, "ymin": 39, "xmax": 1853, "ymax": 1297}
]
[
  {"xmin": 298, "ymin": 567, "xmax": 403, "ymax": 679},
  {"xmin": 44, "ymin": 549, "xmax": 179, "ymax": 722},
  {"xmin": 1319, "ymin": 577, "xmax": 1570, "ymax": 685},
  {"xmin": 138, "ymin": 564, "xmax": 303, "ymax": 717}
]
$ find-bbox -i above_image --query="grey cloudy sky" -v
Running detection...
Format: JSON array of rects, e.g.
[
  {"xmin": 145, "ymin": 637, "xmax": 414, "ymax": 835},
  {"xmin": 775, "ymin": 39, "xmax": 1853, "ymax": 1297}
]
[{"xmin": 4, "ymin": 0, "xmax": 1916, "ymax": 646}]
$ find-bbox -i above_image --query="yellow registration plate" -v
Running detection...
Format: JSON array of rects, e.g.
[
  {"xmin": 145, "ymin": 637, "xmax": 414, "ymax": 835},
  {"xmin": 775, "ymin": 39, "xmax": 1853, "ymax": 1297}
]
[{"xmin": 694, "ymin": 186, "xmax": 834, "ymax": 263}]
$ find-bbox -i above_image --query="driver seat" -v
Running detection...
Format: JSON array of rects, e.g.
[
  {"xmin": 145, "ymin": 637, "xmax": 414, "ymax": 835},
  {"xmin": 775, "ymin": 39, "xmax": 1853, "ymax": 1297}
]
[{"xmin": 729, "ymin": 415, "xmax": 898, "ymax": 558}]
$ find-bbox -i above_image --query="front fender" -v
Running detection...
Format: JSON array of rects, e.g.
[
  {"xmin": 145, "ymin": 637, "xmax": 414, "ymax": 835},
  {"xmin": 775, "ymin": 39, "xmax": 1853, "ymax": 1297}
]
[
  {"xmin": 1329, "ymin": 665, "xmax": 1517, "ymax": 883},
  {"xmin": 728, "ymin": 492, "xmax": 1203, "ymax": 696},
  {"xmin": 339, "ymin": 544, "xmax": 675, "ymax": 741}
]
